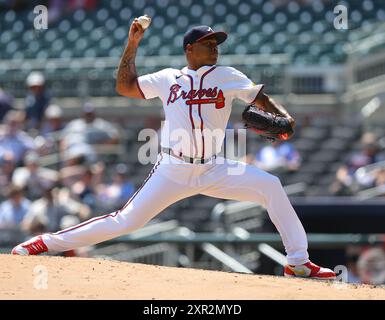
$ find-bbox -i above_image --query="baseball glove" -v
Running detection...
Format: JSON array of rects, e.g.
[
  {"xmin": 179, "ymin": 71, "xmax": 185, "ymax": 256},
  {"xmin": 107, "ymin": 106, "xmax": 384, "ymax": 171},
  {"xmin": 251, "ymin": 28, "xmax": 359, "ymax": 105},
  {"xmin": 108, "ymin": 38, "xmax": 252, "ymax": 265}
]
[{"xmin": 242, "ymin": 104, "xmax": 294, "ymax": 141}]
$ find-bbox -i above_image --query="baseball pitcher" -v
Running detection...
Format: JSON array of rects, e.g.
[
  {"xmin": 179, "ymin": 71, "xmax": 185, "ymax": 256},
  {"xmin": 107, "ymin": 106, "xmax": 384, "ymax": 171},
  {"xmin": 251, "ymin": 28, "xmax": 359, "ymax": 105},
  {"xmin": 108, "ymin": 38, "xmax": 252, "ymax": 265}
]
[{"xmin": 12, "ymin": 17, "xmax": 336, "ymax": 280}]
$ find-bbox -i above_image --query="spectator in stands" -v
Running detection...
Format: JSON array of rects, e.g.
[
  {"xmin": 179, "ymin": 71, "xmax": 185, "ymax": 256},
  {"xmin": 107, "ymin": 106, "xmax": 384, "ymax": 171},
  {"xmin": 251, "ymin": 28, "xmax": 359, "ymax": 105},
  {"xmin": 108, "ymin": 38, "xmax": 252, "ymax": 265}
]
[
  {"xmin": 71, "ymin": 168, "xmax": 96, "ymax": 207},
  {"xmin": 0, "ymin": 86, "xmax": 14, "ymax": 121},
  {"xmin": 375, "ymin": 168, "xmax": 385, "ymax": 185},
  {"xmin": 48, "ymin": 0, "xmax": 97, "ymax": 24},
  {"xmin": 59, "ymin": 151, "xmax": 100, "ymax": 192},
  {"xmin": 373, "ymin": 168, "xmax": 385, "ymax": 192},
  {"xmin": 351, "ymin": 142, "xmax": 383, "ymax": 170},
  {"xmin": 330, "ymin": 132, "xmax": 385, "ymax": 195},
  {"xmin": 41, "ymin": 104, "xmax": 65, "ymax": 137},
  {"xmin": 47, "ymin": 0, "xmax": 66, "ymax": 24},
  {"xmin": 357, "ymin": 246, "xmax": 385, "ymax": 285},
  {"xmin": 70, "ymin": 162, "xmax": 104, "ymax": 210},
  {"xmin": 329, "ymin": 165, "xmax": 355, "ymax": 196},
  {"xmin": 346, "ymin": 245, "xmax": 362, "ymax": 284},
  {"xmin": 96, "ymin": 163, "xmax": 135, "ymax": 211},
  {"xmin": 0, "ymin": 152, "xmax": 17, "ymax": 200},
  {"xmin": 353, "ymin": 135, "xmax": 385, "ymax": 189},
  {"xmin": 21, "ymin": 186, "xmax": 91, "ymax": 236},
  {"xmin": 67, "ymin": 0, "xmax": 97, "ymax": 11},
  {"xmin": 37, "ymin": 104, "xmax": 66, "ymax": 157},
  {"xmin": 0, "ymin": 110, "xmax": 35, "ymax": 165},
  {"xmin": 25, "ymin": 71, "xmax": 50, "ymax": 130},
  {"xmin": 0, "ymin": 185, "xmax": 30, "ymax": 229},
  {"xmin": 12, "ymin": 151, "xmax": 59, "ymax": 200},
  {"xmin": 60, "ymin": 103, "xmax": 121, "ymax": 163},
  {"xmin": 254, "ymin": 140, "xmax": 301, "ymax": 173},
  {"xmin": 62, "ymin": 102, "xmax": 120, "ymax": 146}
]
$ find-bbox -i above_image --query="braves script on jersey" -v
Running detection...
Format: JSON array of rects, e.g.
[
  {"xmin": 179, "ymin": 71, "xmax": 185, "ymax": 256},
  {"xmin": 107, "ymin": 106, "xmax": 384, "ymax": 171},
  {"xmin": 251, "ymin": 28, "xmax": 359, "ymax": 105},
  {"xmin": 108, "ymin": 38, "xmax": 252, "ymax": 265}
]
[{"xmin": 137, "ymin": 66, "xmax": 264, "ymax": 159}]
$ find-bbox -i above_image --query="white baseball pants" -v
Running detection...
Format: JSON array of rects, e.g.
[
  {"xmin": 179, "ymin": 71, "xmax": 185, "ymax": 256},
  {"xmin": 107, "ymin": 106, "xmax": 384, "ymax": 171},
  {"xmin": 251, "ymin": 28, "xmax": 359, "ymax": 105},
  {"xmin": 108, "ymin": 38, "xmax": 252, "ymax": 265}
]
[{"xmin": 43, "ymin": 153, "xmax": 309, "ymax": 265}]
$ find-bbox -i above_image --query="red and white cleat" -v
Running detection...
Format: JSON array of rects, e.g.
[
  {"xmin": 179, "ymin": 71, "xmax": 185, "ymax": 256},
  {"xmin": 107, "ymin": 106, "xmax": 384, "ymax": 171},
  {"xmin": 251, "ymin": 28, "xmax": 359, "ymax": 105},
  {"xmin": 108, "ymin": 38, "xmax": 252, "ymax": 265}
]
[
  {"xmin": 284, "ymin": 261, "xmax": 336, "ymax": 280},
  {"xmin": 11, "ymin": 235, "xmax": 48, "ymax": 256}
]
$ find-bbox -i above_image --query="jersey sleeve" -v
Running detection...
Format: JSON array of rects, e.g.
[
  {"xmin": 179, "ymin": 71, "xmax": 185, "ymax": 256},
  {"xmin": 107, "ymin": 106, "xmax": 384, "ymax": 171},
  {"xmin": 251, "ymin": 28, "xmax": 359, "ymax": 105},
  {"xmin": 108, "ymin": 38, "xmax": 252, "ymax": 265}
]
[
  {"xmin": 137, "ymin": 69, "xmax": 171, "ymax": 100},
  {"xmin": 226, "ymin": 67, "xmax": 264, "ymax": 104}
]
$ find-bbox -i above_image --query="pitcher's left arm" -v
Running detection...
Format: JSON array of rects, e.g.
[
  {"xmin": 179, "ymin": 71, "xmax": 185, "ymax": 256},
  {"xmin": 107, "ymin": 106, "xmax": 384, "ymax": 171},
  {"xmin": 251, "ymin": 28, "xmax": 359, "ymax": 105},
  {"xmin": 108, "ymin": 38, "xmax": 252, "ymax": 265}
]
[{"xmin": 253, "ymin": 92, "xmax": 295, "ymax": 129}]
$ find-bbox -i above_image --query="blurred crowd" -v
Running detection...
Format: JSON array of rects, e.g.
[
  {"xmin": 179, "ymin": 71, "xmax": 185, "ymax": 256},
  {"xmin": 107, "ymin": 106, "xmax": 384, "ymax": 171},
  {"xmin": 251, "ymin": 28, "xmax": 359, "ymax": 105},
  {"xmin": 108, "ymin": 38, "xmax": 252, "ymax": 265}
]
[
  {"xmin": 329, "ymin": 132, "xmax": 385, "ymax": 196},
  {"xmin": 0, "ymin": 72, "xmax": 134, "ymax": 243},
  {"xmin": 243, "ymin": 129, "xmax": 385, "ymax": 197},
  {"xmin": 245, "ymin": 139, "xmax": 302, "ymax": 174}
]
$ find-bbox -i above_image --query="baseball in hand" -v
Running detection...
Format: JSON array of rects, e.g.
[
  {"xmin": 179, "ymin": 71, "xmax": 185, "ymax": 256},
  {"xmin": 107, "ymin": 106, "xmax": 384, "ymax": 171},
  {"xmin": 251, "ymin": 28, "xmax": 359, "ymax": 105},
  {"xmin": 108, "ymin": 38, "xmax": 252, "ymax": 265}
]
[{"xmin": 137, "ymin": 15, "xmax": 151, "ymax": 29}]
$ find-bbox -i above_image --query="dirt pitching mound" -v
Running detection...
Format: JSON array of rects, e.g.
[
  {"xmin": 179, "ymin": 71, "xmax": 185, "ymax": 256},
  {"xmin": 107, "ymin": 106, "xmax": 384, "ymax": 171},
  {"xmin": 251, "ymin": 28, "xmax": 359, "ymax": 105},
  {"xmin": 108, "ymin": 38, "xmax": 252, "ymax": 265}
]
[{"xmin": 0, "ymin": 255, "xmax": 384, "ymax": 300}]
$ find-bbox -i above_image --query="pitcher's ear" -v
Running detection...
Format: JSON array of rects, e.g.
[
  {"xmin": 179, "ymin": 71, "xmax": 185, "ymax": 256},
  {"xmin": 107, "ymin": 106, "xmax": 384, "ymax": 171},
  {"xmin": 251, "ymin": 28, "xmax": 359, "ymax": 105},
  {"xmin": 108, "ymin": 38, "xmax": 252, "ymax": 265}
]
[{"xmin": 185, "ymin": 43, "xmax": 193, "ymax": 53}]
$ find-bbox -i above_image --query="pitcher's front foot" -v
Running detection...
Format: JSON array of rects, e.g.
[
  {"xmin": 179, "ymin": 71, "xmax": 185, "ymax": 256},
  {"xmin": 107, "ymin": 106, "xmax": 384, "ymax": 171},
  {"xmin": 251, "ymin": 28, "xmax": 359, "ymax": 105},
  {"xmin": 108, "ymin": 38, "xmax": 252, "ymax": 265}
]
[
  {"xmin": 284, "ymin": 261, "xmax": 336, "ymax": 280},
  {"xmin": 11, "ymin": 235, "xmax": 48, "ymax": 256}
]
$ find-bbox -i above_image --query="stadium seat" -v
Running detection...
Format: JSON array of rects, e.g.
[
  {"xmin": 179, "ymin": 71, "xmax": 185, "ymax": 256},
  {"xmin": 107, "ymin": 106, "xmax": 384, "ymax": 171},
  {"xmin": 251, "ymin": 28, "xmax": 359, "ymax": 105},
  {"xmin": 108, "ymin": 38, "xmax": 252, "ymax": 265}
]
[
  {"xmin": 330, "ymin": 127, "xmax": 359, "ymax": 140},
  {"xmin": 317, "ymin": 173, "xmax": 337, "ymax": 187},
  {"xmin": 300, "ymin": 162, "xmax": 328, "ymax": 175},
  {"xmin": 1, "ymin": 0, "xmax": 382, "ymax": 64},
  {"xmin": 308, "ymin": 151, "xmax": 339, "ymax": 164},
  {"xmin": 96, "ymin": 8, "xmax": 110, "ymax": 22},
  {"xmin": 176, "ymin": 15, "xmax": 189, "ymax": 29},
  {"xmin": 3, "ymin": 10, "xmax": 16, "ymax": 28},
  {"xmin": 306, "ymin": 185, "xmax": 330, "ymax": 196},
  {"xmin": 117, "ymin": 7, "xmax": 132, "ymax": 22},
  {"xmin": 322, "ymin": 138, "xmax": 352, "ymax": 152},
  {"xmin": 64, "ymin": 32, "xmax": 79, "ymax": 51},
  {"xmin": 294, "ymin": 138, "xmax": 319, "ymax": 152},
  {"xmin": 285, "ymin": 172, "xmax": 315, "ymax": 186},
  {"xmin": 213, "ymin": 3, "xmax": 226, "ymax": 17}
]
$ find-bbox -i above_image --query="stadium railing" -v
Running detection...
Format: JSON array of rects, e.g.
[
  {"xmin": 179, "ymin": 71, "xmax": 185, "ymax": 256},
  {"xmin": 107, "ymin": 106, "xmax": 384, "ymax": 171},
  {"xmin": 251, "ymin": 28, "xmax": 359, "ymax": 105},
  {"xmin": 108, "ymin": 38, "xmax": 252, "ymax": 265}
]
[
  {"xmin": 89, "ymin": 219, "xmax": 180, "ymax": 265},
  {"xmin": 357, "ymin": 185, "xmax": 385, "ymax": 200},
  {"xmin": 0, "ymin": 53, "xmax": 290, "ymax": 98},
  {"xmin": 100, "ymin": 230, "xmax": 385, "ymax": 273},
  {"xmin": 7, "ymin": 51, "xmax": 384, "ymax": 99},
  {"xmin": 211, "ymin": 182, "xmax": 306, "ymax": 233}
]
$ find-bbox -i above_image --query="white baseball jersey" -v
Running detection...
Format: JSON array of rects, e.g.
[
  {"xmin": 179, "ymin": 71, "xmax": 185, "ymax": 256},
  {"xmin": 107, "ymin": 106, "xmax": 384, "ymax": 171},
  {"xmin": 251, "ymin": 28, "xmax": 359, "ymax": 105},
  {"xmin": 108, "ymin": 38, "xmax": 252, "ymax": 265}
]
[{"xmin": 137, "ymin": 65, "xmax": 264, "ymax": 159}]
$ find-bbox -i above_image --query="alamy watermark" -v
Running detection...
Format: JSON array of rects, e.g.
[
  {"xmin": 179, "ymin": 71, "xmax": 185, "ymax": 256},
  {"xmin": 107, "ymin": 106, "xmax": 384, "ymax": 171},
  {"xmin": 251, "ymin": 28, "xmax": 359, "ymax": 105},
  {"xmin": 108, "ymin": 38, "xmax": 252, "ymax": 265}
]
[
  {"xmin": 332, "ymin": 265, "xmax": 349, "ymax": 288},
  {"xmin": 33, "ymin": 5, "xmax": 48, "ymax": 30},
  {"xmin": 33, "ymin": 265, "xmax": 48, "ymax": 290},
  {"xmin": 333, "ymin": 4, "xmax": 348, "ymax": 30},
  {"xmin": 136, "ymin": 122, "xmax": 249, "ymax": 176}
]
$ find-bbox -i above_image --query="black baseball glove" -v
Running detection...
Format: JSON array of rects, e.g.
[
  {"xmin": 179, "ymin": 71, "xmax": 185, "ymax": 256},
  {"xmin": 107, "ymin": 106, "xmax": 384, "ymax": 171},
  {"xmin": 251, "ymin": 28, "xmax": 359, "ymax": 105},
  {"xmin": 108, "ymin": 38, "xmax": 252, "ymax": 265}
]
[{"xmin": 242, "ymin": 104, "xmax": 294, "ymax": 141}]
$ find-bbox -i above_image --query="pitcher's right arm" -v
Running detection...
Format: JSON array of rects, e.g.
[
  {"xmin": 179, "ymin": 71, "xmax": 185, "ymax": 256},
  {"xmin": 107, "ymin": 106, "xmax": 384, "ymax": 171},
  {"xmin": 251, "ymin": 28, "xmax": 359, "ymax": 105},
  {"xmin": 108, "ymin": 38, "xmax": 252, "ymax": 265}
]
[{"xmin": 116, "ymin": 18, "xmax": 146, "ymax": 98}]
